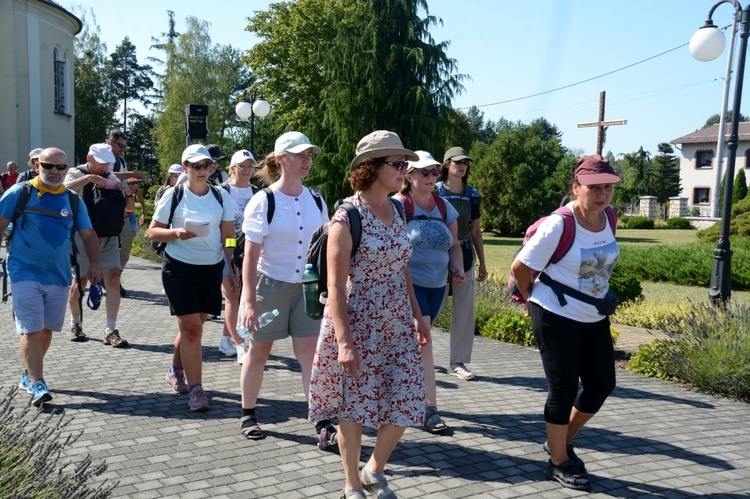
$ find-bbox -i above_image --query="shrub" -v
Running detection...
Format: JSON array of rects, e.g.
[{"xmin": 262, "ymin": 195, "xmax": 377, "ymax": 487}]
[
  {"xmin": 609, "ymin": 266, "xmax": 643, "ymax": 304},
  {"xmin": 480, "ymin": 310, "xmax": 534, "ymax": 346},
  {"xmin": 666, "ymin": 217, "xmax": 692, "ymax": 230},
  {"xmin": 434, "ymin": 271, "xmax": 517, "ymax": 332},
  {"xmin": 629, "ymin": 340, "xmax": 676, "ymax": 380},
  {"xmin": 624, "ymin": 216, "xmax": 655, "ymax": 229},
  {"xmin": 653, "ymin": 301, "xmax": 750, "ymax": 401},
  {"xmin": 0, "ymin": 387, "xmax": 116, "ymax": 498},
  {"xmin": 697, "ymin": 197, "xmax": 750, "ymax": 243},
  {"xmin": 612, "ymin": 299, "xmax": 694, "ymax": 330},
  {"xmin": 690, "ymin": 207, "xmax": 701, "ymax": 217}
]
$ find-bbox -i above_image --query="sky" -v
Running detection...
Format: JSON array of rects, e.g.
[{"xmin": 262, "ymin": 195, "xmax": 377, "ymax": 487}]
[{"xmin": 61, "ymin": 0, "xmax": 749, "ymax": 158}]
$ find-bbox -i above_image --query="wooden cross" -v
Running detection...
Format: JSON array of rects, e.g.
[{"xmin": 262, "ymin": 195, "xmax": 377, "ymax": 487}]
[{"xmin": 577, "ymin": 91, "xmax": 627, "ymax": 155}]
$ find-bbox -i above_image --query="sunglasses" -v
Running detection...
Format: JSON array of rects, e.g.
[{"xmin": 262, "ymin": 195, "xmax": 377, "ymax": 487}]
[
  {"xmin": 383, "ymin": 160, "xmax": 408, "ymax": 171},
  {"xmin": 39, "ymin": 162, "xmax": 68, "ymax": 171},
  {"xmin": 414, "ymin": 168, "xmax": 440, "ymax": 177},
  {"xmin": 114, "ymin": 141, "xmax": 127, "ymax": 149},
  {"xmin": 186, "ymin": 161, "xmax": 213, "ymax": 170}
]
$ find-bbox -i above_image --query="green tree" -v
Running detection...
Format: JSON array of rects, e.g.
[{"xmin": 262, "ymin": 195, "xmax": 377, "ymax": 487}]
[
  {"xmin": 246, "ymin": 0, "xmax": 465, "ymax": 203},
  {"xmin": 110, "ymin": 37, "xmax": 155, "ymax": 134},
  {"xmin": 650, "ymin": 143, "xmax": 681, "ymax": 216},
  {"xmin": 152, "ymin": 16, "xmax": 252, "ymax": 175},
  {"xmin": 702, "ymin": 110, "xmax": 750, "ymax": 129},
  {"xmin": 73, "ymin": 8, "xmax": 118, "ymax": 164},
  {"xmin": 733, "ymin": 168, "xmax": 748, "ymax": 204},
  {"xmin": 615, "ymin": 147, "xmax": 652, "ymax": 209},
  {"xmin": 471, "ymin": 118, "xmax": 573, "ymax": 235},
  {"xmin": 125, "ymin": 112, "xmax": 158, "ymax": 177}
]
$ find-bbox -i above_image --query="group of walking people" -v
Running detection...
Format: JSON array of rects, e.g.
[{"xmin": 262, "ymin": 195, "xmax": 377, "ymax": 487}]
[{"xmin": 3, "ymin": 126, "xmax": 622, "ymax": 495}]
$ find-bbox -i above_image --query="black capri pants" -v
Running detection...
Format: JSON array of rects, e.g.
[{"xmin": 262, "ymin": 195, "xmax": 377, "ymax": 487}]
[
  {"xmin": 162, "ymin": 252, "xmax": 223, "ymax": 316},
  {"xmin": 529, "ymin": 302, "xmax": 616, "ymax": 425}
]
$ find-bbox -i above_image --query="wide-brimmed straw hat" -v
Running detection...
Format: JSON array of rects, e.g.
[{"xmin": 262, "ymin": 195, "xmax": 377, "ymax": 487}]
[{"xmin": 350, "ymin": 130, "xmax": 418, "ymax": 171}]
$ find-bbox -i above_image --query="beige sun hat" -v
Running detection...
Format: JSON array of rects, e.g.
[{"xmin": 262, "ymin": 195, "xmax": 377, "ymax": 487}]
[{"xmin": 350, "ymin": 130, "xmax": 419, "ymax": 171}]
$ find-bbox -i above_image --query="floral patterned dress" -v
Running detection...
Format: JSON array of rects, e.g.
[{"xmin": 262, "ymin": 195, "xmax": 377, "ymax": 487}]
[{"xmin": 308, "ymin": 196, "xmax": 425, "ymax": 429}]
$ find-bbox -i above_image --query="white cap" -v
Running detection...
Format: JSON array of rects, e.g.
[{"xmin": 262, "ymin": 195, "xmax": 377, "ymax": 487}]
[
  {"xmin": 408, "ymin": 150, "xmax": 441, "ymax": 169},
  {"xmin": 274, "ymin": 131, "xmax": 321, "ymax": 155},
  {"xmin": 181, "ymin": 144, "xmax": 213, "ymax": 163},
  {"xmin": 168, "ymin": 164, "xmax": 184, "ymax": 174},
  {"xmin": 230, "ymin": 150, "xmax": 256, "ymax": 166},
  {"xmin": 88, "ymin": 143, "xmax": 116, "ymax": 164}
]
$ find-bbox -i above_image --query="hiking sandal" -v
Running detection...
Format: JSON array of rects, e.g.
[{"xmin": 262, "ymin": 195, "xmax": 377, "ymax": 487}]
[
  {"xmin": 543, "ymin": 440, "xmax": 587, "ymax": 474},
  {"xmin": 424, "ymin": 406, "xmax": 447, "ymax": 433},
  {"xmin": 240, "ymin": 416, "xmax": 265, "ymax": 440},
  {"xmin": 547, "ymin": 459, "xmax": 591, "ymax": 491},
  {"xmin": 316, "ymin": 422, "xmax": 338, "ymax": 450}
]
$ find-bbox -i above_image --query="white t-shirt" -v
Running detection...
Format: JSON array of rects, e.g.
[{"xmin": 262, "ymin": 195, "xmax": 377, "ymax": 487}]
[
  {"xmin": 242, "ymin": 185, "xmax": 328, "ymax": 283},
  {"xmin": 153, "ymin": 185, "xmax": 234, "ymax": 265},
  {"xmin": 226, "ymin": 184, "xmax": 257, "ymax": 231},
  {"xmin": 517, "ymin": 203, "xmax": 619, "ymax": 323}
]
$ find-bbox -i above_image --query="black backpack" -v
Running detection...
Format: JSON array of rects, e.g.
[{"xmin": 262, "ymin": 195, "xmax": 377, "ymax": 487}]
[
  {"xmin": 76, "ymin": 167, "xmax": 125, "ymax": 238},
  {"xmin": 305, "ymin": 198, "xmax": 404, "ymax": 313},
  {"xmin": 153, "ymin": 184, "xmax": 224, "ymax": 257}
]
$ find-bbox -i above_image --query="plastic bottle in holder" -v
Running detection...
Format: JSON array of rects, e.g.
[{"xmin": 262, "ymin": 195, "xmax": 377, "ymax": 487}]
[
  {"xmin": 237, "ymin": 309, "xmax": 279, "ymax": 338},
  {"xmin": 302, "ymin": 263, "xmax": 324, "ymax": 319}
]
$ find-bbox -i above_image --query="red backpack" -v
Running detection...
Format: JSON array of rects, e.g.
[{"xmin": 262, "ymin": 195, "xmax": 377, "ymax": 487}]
[{"xmin": 508, "ymin": 205, "xmax": 617, "ymax": 304}]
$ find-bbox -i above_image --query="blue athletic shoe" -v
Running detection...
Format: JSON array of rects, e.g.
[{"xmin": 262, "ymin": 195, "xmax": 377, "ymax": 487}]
[
  {"xmin": 30, "ymin": 379, "xmax": 52, "ymax": 407},
  {"xmin": 18, "ymin": 370, "xmax": 32, "ymax": 394},
  {"xmin": 87, "ymin": 284, "xmax": 102, "ymax": 310}
]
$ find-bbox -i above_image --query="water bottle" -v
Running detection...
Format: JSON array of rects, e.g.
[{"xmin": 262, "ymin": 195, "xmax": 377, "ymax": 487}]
[
  {"xmin": 302, "ymin": 263, "xmax": 324, "ymax": 319},
  {"xmin": 237, "ymin": 309, "xmax": 279, "ymax": 338}
]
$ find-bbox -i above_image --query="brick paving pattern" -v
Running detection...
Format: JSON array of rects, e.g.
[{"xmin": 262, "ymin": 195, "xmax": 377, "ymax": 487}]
[{"xmin": 1, "ymin": 256, "xmax": 749, "ymax": 498}]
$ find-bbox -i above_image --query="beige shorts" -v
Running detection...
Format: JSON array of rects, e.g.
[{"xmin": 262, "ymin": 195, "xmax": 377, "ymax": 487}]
[{"xmin": 72, "ymin": 233, "xmax": 121, "ymax": 275}]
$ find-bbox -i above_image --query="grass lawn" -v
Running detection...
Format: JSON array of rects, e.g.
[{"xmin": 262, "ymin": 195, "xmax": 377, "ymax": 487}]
[{"xmin": 482, "ymin": 229, "xmax": 750, "ymax": 305}]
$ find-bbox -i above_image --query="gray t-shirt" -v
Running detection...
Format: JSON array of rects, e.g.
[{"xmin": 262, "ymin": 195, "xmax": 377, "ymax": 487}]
[{"xmin": 393, "ymin": 195, "xmax": 459, "ymax": 288}]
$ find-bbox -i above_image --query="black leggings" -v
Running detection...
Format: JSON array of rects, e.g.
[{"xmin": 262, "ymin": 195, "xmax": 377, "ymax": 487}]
[{"xmin": 530, "ymin": 302, "xmax": 616, "ymax": 425}]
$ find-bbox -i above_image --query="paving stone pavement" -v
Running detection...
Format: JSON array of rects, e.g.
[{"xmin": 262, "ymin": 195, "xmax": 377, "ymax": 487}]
[{"xmin": 2, "ymin": 256, "xmax": 750, "ymax": 498}]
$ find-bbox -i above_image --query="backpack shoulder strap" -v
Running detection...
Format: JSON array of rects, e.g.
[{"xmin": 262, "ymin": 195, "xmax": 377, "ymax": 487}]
[
  {"xmin": 338, "ymin": 202, "xmax": 362, "ymax": 257},
  {"xmin": 262, "ymin": 187, "xmax": 275, "ymax": 224},
  {"xmin": 605, "ymin": 206, "xmax": 618, "ymax": 236},
  {"xmin": 67, "ymin": 190, "xmax": 80, "ymax": 232},
  {"xmin": 166, "ymin": 184, "xmax": 184, "ymax": 227},
  {"xmin": 390, "ymin": 197, "xmax": 405, "ymax": 222},
  {"xmin": 8, "ymin": 182, "xmax": 33, "ymax": 240},
  {"xmin": 208, "ymin": 184, "xmax": 223, "ymax": 207},
  {"xmin": 549, "ymin": 206, "xmax": 576, "ymax": 265},
  {"xmin": 396, "ymin": 193, "xmax": 414, "ymax": 221},
  {"xmin": 432, "ymin": 192, "xmax": 448, "ymax": 223},
  {"xmin": 220, "ymin": 182, "xmax": 231, "ymax": 193},
  {"xmin": 309, "ymin": 188, "xmax": 323, "ymax": 213}
]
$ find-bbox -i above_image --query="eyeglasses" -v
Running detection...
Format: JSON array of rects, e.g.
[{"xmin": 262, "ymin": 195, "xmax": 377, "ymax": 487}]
[
  {"xmin": 383, "ymin": 160, "xmax": 408, "ymax": 171},
  {"xmin": 415, "ymin": 168, "xmax": 440, "ymax": 178},
  {"xmin": 39, "ymin": 162, "xmax": 68, "ymax": 171},
  {"xmin": 186, "ymin": 161, "xmax": 213, "ymax": 170},
  {"xmin": 114, "ymin": 141, "xmax": 127, "ymax": 149}
]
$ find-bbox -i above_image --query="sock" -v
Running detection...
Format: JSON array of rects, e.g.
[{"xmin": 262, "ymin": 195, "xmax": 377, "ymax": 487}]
[
  {"xmin": 169, "ymin": 365, "xmax": 182, "ymax": 373},
  {"xmin": 106, "ymin": 320, "xmax": 117, "ymax": 331},
  {"xmin": 241, "ymin": 408, "xmax": 256, "ymax": 418},
  {"xmin": 71, "ymin": 316, "xmax": 81, "ymax": 325},
  {"xmin": 188, "ymin": 384, "xmax": 201, "ymax": 393}
]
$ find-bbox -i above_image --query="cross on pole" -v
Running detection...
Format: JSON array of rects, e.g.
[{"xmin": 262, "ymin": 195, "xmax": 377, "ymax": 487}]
[{"xmin": 577, "ymin": 91, "xmax": 627, "ymax": 155}]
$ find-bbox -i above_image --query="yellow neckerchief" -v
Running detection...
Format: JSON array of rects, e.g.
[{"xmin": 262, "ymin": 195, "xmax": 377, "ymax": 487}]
[{"xmin": 30, "ymin": 176, "xmax": 66, "ymax": 197}]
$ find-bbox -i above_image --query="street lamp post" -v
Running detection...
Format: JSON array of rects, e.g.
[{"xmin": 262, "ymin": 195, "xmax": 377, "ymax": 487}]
[
  {"xmin": 690, "ymin": 0, "xmax": 750, "ymax": 304},
  {"xmin": 235, "ymin": 90, "xmax": 271, "ymax": 155}
]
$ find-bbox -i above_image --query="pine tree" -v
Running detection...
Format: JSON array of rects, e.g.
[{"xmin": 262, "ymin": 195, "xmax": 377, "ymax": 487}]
[{"xmin": 733, "ymin": 168, "xmax": 748, "ymax": 204}]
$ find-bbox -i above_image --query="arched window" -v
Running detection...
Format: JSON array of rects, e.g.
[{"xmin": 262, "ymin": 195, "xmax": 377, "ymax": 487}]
[{"xmin": 54, "ymin": 48, "xmax": 66, "ymax": 114}]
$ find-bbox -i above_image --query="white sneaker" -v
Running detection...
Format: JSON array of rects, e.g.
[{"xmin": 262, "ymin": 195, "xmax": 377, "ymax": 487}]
[
  {"xmin": 450, "ymin": 362, "xmax": 476, "ymax": 381},
  {"xmin": 219, "ymin": 336, "xmax": 236, "ymax": 356},
  {"xmin": 237, "ymin": 342, "xmax": 249, "ymax": 365}
]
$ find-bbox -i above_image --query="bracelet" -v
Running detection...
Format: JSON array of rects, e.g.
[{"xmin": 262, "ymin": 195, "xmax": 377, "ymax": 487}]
[{"xmin": 225, "ymin": 237, "xmax": 237, "ymax": 248}]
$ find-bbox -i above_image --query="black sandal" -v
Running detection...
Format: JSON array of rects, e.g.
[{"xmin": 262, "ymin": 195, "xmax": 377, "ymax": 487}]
[
  {"xmin": 543, "ymin": 440, "xmax": 587, "ymax": 473},
  {"xmin": 240, "ymin": 416, "xmax": 265, "ymax": 440},
  {"xmin": 547, "ymin": 459, "xmax": 590, "ymax": 491}
]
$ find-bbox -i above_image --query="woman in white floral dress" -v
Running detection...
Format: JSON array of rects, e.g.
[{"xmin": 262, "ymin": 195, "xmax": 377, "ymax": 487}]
[{"xmin": 309, "ymin": 131, "xmax": 429, "ymax": 499}]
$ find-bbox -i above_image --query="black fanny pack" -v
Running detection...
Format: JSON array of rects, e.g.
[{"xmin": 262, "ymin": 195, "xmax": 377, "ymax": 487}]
[
  {"xmin": 538, "ymin": 272, "xmax": 619, "ymax": 316},
  {"xmin": 460, "ymin": 239, "xmax": 474, "ymax": 271}
]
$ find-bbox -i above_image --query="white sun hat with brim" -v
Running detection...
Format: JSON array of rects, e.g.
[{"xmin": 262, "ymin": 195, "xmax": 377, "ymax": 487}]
[
  {"xmin": 87, "ymin": 143, "xmax": 116, "ymax": 165},
  {"xmin": 408, "ymin": 150, "xmax": 442, "ymax": 170}
]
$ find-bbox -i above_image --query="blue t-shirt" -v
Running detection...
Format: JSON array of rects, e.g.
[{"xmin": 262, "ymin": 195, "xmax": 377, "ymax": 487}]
[
  {"xmin": 392, "ymin": 195, "xmax": 459, "ymax": 288},
  {"xmin": 0, "ymin": 184, "xmax": 93, "ymax": 286}
]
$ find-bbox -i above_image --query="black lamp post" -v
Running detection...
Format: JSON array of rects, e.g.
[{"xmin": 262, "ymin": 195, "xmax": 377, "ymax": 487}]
[
  {"xmin": 235, "ymin": 90, "xmax": 271, "ymax": 155},
  {"xmin": 690, "ymin": 0, "xmax": 750, "ymax": 304}
]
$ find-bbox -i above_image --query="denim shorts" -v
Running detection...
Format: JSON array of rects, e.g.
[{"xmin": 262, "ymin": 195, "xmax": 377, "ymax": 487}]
[{"xmin": 413, "ymin": 284, "xmax": 447, "ymax": 325}]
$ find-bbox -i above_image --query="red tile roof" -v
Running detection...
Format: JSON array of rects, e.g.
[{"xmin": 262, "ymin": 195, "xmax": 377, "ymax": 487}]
[{"xmin": 671, "ymin": 122, "xmax": 750, "ymax": 144}]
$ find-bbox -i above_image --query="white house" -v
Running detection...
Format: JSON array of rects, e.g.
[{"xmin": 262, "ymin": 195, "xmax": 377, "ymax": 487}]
[
  {"xmin": 1, "ymin": 0, "xmax": 81, "ymax": 171},
  {"xmin": 671, "ymin": 122, "xmax": 750, "ymax": 216}
]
